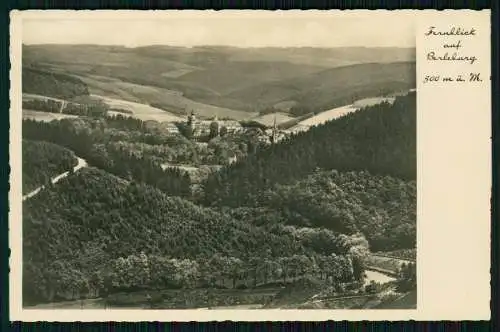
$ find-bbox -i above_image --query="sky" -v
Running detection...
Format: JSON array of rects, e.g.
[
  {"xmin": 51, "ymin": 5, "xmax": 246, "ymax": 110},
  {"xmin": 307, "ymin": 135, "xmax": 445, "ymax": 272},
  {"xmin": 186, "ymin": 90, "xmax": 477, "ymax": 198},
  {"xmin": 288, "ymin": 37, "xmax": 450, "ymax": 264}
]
[{"xmin": 21, "ymin": 10, "xmax": 416, "ymax": 48}]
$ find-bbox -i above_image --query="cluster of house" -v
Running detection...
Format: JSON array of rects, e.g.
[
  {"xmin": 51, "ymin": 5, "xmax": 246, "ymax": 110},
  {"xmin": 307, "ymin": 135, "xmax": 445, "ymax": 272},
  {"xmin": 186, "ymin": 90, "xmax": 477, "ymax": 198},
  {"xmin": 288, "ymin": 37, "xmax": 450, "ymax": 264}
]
[
  {"xmin": 144, "ymin": 120, "xmax": 180, "ymax": 137},
  {"xmin": 144, "ymin": 110, "xmax": 288, "ymax": 144},
  {"xmin": 186, "ymin": 111, "xmax": 242, "ymax": 139}
]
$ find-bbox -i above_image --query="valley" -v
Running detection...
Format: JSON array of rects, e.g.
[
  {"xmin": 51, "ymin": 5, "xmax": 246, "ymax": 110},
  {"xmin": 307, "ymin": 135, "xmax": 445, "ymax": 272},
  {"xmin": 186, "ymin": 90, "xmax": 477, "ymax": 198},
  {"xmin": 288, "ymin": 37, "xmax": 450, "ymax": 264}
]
[{"xmin": 23, "ymin": 45, "xmax": 415, "ymax": 118}]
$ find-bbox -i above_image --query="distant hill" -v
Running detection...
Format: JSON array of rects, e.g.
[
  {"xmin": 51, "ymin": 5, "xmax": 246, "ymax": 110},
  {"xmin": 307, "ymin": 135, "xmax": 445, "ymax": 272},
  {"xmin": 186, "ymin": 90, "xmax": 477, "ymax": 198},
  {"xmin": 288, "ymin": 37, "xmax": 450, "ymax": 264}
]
[
  {"xmin": 23, "ymin": 45, "xmax": 415, "ymax": 118},
  {"xmin": 226, "ymin": 62, "xmax": 415, "ymax": 113},
  {"xmin": 130, "ymin": 45, "xmax": 416, "ymax": 68},
  {"xmin": 22, "ymin": 67, "xmax": 90, "ymax": 99}
]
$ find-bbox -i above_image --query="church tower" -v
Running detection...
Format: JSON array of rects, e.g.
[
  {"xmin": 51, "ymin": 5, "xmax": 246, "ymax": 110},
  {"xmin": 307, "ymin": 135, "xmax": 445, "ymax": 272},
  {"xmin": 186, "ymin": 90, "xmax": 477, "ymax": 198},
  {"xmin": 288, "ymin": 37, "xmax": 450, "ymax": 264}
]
[
  {"xmin": 187, "ymin": 110, "xmax": 196, "ymax": 128},
  {"xmin": 270, "ymin": 115, "xmax": 278, "ymax": 144}
]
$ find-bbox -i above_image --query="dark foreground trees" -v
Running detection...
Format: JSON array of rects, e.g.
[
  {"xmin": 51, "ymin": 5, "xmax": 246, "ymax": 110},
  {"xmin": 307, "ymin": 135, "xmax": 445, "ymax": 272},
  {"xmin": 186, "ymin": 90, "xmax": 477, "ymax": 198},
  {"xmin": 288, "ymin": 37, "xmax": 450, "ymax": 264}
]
[{"xmin": 22, "ymin": 168, "xmax": 367, "ymax": 304}]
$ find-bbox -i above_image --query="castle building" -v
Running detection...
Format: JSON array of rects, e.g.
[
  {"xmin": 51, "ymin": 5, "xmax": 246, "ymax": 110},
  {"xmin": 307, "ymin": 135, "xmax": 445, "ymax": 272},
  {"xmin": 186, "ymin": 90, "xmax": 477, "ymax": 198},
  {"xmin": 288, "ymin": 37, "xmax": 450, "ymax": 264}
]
[{"xmin": 185, "ymin": 110, "xmax": 242, "ymax": 140}]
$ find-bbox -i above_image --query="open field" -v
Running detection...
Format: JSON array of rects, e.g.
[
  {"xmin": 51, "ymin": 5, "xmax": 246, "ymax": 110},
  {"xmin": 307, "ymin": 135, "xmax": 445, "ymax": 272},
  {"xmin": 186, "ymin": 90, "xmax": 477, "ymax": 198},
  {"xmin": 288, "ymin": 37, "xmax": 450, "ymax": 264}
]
[
  {"xmin": 92, "ymin": 94, "xmax": 184, "ymax": 122},
  {"xmin": 80, "ymin": 74, "xmax": 254, "ymax": 120},
  {"xmin": 23, "ymin": 109, "xmax": 78, "ymax": 122},
  {"xmin": 23, "ymin": 93, "xmax": 66, "ymax": 104},
  {"xmin": 285, "ymin": 90, "xmax": 413, "ymax": 134},
  {"xmin": 79, "ymin": 74, "xmax": 253, "ymax": 119},
  {"xmin": 297, "ymin": 105, "xmax": 359, "ymax": 127},
  {"xmin": 286, "ymin": 105, "xmax": 360, "ymax": 133},
  {"xmin": 250, "ymin": 112, "xmax": 296, "ymax": 127}
]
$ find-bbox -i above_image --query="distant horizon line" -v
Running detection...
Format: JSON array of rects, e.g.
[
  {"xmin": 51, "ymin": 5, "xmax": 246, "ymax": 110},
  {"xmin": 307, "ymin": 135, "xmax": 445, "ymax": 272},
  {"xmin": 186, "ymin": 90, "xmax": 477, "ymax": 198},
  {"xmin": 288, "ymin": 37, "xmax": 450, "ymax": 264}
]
[{"xmin": 22, "ymin": 43, "xmax": 416, "ymax": 49}]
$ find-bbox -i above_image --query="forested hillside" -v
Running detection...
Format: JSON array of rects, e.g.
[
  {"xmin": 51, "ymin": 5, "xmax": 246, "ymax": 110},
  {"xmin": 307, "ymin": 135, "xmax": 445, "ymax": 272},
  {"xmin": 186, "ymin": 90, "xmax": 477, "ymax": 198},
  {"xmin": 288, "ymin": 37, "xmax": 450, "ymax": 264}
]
[
  {"xmin": 23, "ymin": 167, "xmax": 368, "ymax": 303},
  {"xmin": 203, "ymin": 92, "xmax": 416, "ymax": 207},
  {"xmin": 266, "ymin": 170, "xmax": 415, "ymax": 251},
  {"xmin": 200, "ymin": 93, "xmax": 416, "ymax": 251},
  {"xmin": 217, "ymin": 170, "xmax": 416, "ymax": 252},
  {"xmin": 22, "ymin": 140, "xmax": 78, "ymax": 194},
  {"xmin": 22, "ymin": 67, "xmax": 89, "ymax": 99}
]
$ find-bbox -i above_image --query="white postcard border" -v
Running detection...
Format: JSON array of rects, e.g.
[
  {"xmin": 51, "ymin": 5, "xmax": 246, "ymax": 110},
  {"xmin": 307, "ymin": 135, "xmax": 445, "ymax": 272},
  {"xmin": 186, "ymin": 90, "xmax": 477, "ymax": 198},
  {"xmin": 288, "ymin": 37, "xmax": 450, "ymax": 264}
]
[{"xmin": 9, "ymin": 9, "xmax": 491, "ymax": 321}]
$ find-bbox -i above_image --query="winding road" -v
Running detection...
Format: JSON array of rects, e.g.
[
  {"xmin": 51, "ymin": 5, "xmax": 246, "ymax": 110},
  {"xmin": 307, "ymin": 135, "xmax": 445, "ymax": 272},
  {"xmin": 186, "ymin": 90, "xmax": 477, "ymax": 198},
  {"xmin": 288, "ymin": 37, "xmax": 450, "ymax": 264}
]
[{"xmin": 22, "ymin": 156, "xmax": 88, "ymax": 201}]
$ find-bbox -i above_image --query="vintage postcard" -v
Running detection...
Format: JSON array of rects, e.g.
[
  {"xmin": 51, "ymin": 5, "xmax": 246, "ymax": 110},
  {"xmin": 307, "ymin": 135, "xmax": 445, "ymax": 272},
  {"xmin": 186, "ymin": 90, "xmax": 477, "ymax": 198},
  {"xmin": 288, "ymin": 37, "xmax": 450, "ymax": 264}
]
[{"xmin": 9, "ymin": 9, "xmax": 491, "ymax": 321}]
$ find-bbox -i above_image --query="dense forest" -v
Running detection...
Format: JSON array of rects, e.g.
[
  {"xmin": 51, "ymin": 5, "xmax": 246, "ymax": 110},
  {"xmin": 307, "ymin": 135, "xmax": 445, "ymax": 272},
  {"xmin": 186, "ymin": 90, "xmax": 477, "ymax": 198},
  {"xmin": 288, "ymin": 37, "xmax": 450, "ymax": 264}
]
[
  {"xmin": 22, "ymin": 91, "xmax": 417, "ymax": 305},
  {"xmin": 23, "ymin": 168, "xmax": 368, "ymax": 303},
  {"xmin": 22, "ymin": 140, "xmax": 77, "ymax": 194},
  {"xmin": 261, "ymin": 170, "xmax": 415, "ymax": 251},
  {"xmin": 203, "ymin": 92, "xmax": 416, "ymax": 207},
  {"xmin": 216, "ymin": 171, "xmax": 415, "ymax": 252},
  {"xmin": 22, "ymin": 99, "xmax": 61, "ymax": 113},
  {"xmin": 376, "ymin": 249, "xmax": 417, "ymax": 261},
  {"xmin": 23, "ymin": 98, "xmax": 109, "ymax": 117},
  {"xmin": 201, "ymin": 93, "xmax": 416, "ymax": 251},
  {"xmin": 22, "ymin": 67, "xmax": 89, "ymax": 99}
]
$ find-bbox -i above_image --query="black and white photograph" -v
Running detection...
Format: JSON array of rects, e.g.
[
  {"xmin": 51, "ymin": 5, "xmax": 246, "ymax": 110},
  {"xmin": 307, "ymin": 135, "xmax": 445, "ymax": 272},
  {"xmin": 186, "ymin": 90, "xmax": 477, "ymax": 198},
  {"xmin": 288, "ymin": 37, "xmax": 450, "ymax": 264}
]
[{"xmin": 16, "ymin": 10, "xmax": 419, "ymax": 311}]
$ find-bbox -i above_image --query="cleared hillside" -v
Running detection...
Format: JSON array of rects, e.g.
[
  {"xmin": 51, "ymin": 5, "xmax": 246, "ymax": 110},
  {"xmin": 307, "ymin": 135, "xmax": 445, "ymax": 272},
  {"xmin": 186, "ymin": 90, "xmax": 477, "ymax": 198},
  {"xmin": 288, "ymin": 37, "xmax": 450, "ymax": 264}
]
[{"xmin": 23, "ymin": 45, "xmax": 415, "ymax": 116}]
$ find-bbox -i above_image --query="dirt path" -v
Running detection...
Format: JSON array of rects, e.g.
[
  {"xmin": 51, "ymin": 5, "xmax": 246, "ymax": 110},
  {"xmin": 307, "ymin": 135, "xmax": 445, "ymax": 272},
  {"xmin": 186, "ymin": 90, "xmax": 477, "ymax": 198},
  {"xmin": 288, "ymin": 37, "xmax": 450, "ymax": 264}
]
[{"xmin": 22, "ymin": 156, "xmax": 88, "ymax": 201}]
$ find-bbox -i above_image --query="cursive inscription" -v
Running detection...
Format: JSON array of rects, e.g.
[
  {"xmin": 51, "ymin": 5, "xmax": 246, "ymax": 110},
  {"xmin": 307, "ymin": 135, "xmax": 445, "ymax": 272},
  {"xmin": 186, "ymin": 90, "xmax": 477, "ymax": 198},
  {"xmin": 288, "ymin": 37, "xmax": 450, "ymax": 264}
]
[
  {"xmin": 425, "ymin": 26, "xmax": 476, "ymax": 37},
  {"xmin": 423, "ymin": 25, "xmax": 482, "ymax": 84},
  {"xmin": 427, "ymin": 51, "xmax": 476, "ymax": 65}
]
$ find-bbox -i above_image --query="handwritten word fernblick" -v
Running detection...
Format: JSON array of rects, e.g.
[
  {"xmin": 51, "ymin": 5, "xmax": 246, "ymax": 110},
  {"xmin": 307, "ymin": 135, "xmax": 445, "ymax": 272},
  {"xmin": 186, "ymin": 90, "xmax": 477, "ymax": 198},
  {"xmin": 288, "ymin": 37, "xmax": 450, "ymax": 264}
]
[{"xmin": 425, "ymin": 26, "xmax": 476, "ymax": 37}]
